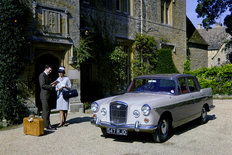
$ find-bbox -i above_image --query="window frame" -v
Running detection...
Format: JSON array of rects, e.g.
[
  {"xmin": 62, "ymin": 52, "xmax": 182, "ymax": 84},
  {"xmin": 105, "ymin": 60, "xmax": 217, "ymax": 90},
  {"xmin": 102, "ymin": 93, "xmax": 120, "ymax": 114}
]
[
  {"xmin": 161, "ymin": 0, "xmax": 172, "ymax": 25},
  {"xmin": 177, "ymin": 77, "xmax": 189, "ymax": 94},
  {"xmin": 186, "ymin": 78, "xmax": 198, "ymax": 92},
  {"xmin": 116, "ymin": 0, "xmax": 130, "ymax": 14}
]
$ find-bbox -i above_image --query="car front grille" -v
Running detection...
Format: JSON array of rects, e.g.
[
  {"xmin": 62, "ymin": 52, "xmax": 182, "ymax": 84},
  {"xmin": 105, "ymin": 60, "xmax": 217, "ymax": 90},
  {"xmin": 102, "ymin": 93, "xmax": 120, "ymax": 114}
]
[{"xmin": 110, "ymin": 101, "xmax": 128, "ymax": 125}]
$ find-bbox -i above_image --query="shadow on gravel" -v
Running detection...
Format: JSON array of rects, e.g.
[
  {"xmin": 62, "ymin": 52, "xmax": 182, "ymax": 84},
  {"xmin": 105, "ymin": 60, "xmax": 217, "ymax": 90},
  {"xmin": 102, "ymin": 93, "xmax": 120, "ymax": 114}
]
[
  {"xmin": 174, "ymin": 114, "xmax": 216, "ymax": 136},
  {"xmin": 66, "ymin": 117, "xmax": 92, "ymax": 125},
  {"xmin": 43, "ymin": 130, "xmax": 55, "ymax": 136},
  {"xmin": 53, "ymin": 117, "xmax": 92, "ymax": 128},
  {"xmin": 101, "ymin": 114, "xmax": 216, "ymax": 143}
]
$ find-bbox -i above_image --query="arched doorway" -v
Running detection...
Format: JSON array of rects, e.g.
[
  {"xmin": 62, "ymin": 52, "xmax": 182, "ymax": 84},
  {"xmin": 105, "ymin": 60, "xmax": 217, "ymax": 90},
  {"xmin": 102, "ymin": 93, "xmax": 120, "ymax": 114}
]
[{"xmin": 35, "ymin": 54, "xmax": 60, "ymax": 113}]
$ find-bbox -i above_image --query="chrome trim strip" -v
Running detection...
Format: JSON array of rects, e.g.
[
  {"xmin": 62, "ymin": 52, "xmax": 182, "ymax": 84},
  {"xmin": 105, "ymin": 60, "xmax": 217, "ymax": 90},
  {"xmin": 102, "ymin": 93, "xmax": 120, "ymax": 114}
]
[
  {"xmin": 112, "ymin": 101, "xmax": 128, "ymax": 106},
  {"xmin": 93, "ymin": 121, "xmax": 157, "ymax": 131}
]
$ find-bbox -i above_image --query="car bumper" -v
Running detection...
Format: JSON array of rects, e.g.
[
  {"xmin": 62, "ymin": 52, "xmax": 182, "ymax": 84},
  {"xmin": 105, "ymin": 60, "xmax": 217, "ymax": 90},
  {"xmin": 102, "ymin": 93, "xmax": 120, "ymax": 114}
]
[{"xmin": 91, "ymin": 118, "xmax": 157, "ymax": 133}]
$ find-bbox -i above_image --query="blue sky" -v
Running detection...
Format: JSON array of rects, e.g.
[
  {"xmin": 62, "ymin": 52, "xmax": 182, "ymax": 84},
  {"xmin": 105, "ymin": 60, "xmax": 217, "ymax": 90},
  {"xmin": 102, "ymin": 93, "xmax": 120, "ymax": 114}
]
[{"xmin": 186, "ymin": 0, "xmax": 229, "ymax": 28}]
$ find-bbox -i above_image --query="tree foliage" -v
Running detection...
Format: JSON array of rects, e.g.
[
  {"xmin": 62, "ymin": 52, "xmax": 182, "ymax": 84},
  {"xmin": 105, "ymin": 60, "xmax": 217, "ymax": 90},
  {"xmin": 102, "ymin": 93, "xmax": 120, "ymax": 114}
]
[
  {"xmin": 196, "ymin": 0, "xmax": 232, "ymax": 35},
  {"xmin": 0, "ymin": 0, "xmax": 29, "ymax": 125}
]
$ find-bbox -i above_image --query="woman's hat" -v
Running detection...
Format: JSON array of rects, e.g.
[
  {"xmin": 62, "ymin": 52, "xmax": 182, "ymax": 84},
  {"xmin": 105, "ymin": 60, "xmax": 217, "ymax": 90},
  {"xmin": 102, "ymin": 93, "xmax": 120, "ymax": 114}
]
[{"xmin": 58, "ymin": 66, "xmax": 65, "ymax": 74}]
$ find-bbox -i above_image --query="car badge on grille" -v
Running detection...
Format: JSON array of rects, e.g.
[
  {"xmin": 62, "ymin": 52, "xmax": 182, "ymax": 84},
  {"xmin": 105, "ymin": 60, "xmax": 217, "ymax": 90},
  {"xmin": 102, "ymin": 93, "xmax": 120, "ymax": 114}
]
[{"xmin": 116, "ymin": 105, "xmax": 121, "ymax": 109}]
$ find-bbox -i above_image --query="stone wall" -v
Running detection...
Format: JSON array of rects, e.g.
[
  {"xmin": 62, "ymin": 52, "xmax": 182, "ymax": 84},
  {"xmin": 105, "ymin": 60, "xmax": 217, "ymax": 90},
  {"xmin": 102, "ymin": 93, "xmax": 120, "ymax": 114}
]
[
  {"xmin": 188, "ymin": 44, "xmax": 208, "ymax": 70},
  {"xmin": 23, "ymin": 0, "xmax": 82, "ymax": 112},
  {"xmin": 80, "ymin": 0, "xmax": 186, "ymax": 72}
]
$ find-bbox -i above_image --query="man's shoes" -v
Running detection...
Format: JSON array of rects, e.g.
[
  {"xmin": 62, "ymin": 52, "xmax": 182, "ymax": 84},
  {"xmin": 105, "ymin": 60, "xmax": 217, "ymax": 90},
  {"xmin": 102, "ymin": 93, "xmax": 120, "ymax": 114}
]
[{"xmin": 46, "ymin": 126, "xmax": 56, "ymax": 130}]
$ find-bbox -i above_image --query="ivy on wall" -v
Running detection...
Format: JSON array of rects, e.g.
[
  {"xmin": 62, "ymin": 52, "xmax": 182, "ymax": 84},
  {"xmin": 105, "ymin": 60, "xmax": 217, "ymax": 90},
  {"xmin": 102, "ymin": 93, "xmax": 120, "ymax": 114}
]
[
  {"xmin": 73, "ymin": 37, "xmax": 92, "ymax": 70},
  {"xmin": 0, "ymin": 0, "xmax": 29, "ymax": 125},
  {"xmin": 74, "ymin": 32, "xmax": 180, "ymax": 101},
  {"xmin": 184, "ymin": 56, "xmax": 191, "ymax": 73},
  {"xmin": 155, "ymin": 49, "xmax": 179, "ymax": 74},
  {"xmin": 132, "ymin": 33, "xmax": 158, "ymax": 78},
  {"xmin": 109, "ymin": 46, "xmax": 128, "ymax": 93},
  {"xmin": 132, "ymin": 33, "xmax": 178, "ymax": 76}
]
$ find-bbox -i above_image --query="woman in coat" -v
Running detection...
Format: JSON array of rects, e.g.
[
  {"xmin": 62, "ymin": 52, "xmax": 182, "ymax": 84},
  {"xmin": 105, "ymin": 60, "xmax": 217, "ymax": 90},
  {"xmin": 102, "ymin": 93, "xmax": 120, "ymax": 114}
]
[{"xmin": 55, "ymin": 66, "xmax": 71, "ymax": 127}]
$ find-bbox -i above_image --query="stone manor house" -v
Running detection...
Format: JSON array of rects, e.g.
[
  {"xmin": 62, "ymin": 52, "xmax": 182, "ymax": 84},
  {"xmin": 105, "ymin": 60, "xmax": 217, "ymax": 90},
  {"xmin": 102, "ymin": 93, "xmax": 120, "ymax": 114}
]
[{"xmin": 21, "ymin": 0, "xmax": 207, "ymax": 112}]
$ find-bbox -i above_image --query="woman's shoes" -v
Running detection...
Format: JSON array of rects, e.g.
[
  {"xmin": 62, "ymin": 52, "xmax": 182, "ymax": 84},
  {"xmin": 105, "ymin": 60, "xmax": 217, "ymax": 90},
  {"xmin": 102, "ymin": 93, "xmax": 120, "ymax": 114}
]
[
  {"xmin": 57, "ymin": 124, "xmax": 63, "ymax": 128},
  {"xmin": 63, "ymin": 123, "xmax": 69, "ymax": 127},
  {"xmin": 57, "ymin": 122, "xmax": 69, "ymax": 128}
]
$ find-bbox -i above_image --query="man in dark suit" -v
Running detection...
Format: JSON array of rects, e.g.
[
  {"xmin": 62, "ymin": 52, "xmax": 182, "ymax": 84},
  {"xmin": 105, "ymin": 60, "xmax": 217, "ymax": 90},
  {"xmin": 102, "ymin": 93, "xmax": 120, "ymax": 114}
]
[{"xmin": 39, "ymin": 64, "xmax": 57, "ymax": 130}]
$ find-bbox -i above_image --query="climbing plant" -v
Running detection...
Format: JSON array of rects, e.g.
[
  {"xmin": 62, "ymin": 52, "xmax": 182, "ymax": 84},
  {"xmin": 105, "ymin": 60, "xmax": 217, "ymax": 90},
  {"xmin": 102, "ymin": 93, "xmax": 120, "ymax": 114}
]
[
  {"xmin": 109, "ymin": 46, "xmax": 128, "ymax": 92},
  {"xmin": 132, "ymin": 33, "xmax": 158, "ymax": 78},
  {"xmin": 0, "ymin": 0, "xmax": 29, "ymax": 125},
  {"xmin": 73, "ymin": 37, "xmax": 92, "ymax": 70}
]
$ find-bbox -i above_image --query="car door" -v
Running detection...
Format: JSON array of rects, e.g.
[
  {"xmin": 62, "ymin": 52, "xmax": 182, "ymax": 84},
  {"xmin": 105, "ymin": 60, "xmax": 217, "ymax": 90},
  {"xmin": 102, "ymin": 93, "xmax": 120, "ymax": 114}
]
[
  {"xmin": 172, "ymin": 77, "xmax": 194, "ymax": 125},
  {"xmin": 186, "ymin": 77, "xmax": 202, "ymax": 118}
]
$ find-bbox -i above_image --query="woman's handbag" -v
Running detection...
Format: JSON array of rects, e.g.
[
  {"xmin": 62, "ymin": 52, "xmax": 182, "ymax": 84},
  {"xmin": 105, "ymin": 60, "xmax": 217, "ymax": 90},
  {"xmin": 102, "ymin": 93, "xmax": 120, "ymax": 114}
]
[{"xmin": 63, "ymin": 89, "xmax": 78, "ymax": 99}]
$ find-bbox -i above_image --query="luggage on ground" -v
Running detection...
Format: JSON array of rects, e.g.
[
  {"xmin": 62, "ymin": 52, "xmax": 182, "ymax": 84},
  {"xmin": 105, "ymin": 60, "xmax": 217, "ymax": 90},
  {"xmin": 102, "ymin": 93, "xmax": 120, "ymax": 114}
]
[{"xmin": 23, "ymin": 117, "xmax": 44, "ymax": 136}]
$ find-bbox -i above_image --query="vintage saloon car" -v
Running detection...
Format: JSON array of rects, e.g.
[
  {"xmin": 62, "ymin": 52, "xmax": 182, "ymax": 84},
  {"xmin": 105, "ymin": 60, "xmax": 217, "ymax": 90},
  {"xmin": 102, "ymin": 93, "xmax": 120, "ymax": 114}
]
[{"xmin": 91, "ymin": 74, "xmax": 214, "ymax": 142}]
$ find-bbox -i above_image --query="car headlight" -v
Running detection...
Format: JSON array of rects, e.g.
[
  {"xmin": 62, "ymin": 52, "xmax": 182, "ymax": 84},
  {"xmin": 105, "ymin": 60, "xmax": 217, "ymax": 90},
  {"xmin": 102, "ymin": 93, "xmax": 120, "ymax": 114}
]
[
  {"xmin": 141, "ymin": 104, "xmax": 151, "ymax": 116},
  {"xmin": 133, "ymin": 110, "xmax": 140, "ymax": 118},
  {"xmin": 91, "ymin": 102, "xmax": 99, "ymax": 112},
  {"xmin": 101, "ymin": 108, "xmax": 107, "ymax": 116}
]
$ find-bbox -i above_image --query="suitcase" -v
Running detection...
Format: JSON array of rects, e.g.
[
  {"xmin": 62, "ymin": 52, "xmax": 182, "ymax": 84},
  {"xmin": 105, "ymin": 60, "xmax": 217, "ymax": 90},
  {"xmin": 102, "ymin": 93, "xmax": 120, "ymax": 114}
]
[{"xmin": 23, "ymin": 117, "xmax": 44, "ymax": 136}]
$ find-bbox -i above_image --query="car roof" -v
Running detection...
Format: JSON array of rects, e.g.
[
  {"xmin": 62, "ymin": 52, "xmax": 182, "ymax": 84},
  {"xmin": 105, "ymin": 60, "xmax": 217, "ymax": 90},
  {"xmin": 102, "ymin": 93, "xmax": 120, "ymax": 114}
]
[{"xmin": 135, "ymin": 74, "xmax": 195, "ymax": 80}]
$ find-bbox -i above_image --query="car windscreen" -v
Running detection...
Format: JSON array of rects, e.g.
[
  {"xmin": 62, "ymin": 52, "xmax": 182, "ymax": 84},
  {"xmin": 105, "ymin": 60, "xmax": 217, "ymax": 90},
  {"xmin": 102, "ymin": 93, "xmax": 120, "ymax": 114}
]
[{"xmin": 128, "ymin": 78, "xmax": 176, "ymax": 94}]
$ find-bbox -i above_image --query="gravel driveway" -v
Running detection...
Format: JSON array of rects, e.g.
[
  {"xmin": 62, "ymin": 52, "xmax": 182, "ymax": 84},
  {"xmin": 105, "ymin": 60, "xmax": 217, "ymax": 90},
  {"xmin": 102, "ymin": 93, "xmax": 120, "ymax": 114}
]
[{"xmin": 0, "ymin": 99, "xmax": 231, "ymax": 155}]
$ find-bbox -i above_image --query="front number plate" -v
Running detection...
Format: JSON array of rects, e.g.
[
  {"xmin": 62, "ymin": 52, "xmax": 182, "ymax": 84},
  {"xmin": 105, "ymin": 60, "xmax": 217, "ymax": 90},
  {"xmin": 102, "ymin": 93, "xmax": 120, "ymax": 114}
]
[{"xmin": 106, "ymin": 128, "xmax": 128, "ymax": 136}]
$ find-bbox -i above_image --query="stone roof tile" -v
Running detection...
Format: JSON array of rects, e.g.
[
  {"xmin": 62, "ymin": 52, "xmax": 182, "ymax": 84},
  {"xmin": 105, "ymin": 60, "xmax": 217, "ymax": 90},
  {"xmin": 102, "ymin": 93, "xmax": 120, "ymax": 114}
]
[{"xmin": 198, "ymin": 26, "xmax": 230, "ymax": 50}]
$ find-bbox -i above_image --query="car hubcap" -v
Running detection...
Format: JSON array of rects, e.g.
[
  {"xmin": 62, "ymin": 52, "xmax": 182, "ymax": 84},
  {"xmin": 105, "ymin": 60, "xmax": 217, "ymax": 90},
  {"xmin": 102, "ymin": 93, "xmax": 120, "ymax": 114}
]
[
  {"xmin": 161, "ymin": 120, "xmax": 168, "ymax": 136},
  {"xmin": 202, "ymin": 107, "xmax": 207, "ymax": 121}
]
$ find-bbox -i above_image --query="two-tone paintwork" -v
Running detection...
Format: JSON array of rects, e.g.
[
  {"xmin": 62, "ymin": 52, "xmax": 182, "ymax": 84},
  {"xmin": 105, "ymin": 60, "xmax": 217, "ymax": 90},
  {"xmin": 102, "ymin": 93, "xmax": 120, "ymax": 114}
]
[{"xmin": 91, "ymin": 74, "xmax": 213, "ymax": 133}]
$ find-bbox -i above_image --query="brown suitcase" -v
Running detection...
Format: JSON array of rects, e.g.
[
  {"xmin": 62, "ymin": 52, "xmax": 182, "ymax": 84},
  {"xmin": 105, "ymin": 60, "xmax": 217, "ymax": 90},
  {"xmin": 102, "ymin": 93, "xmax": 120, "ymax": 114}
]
[{"xmin": 23, "ymin": 117, "xmax": 44, "ymax": 136}]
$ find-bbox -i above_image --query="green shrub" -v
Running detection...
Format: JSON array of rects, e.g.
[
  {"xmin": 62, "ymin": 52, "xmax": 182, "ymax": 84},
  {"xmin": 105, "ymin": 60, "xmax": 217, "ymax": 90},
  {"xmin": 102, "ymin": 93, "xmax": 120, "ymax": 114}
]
[
  {"xmin": 155, "ymin": 49, "xmax": 179, "ymax": 74},
  {"xmin": 186, "ymin": 64, "xmax": 232, "ymax": 95},
  {"xmin": 184, "ymin": 56, "xmax": 191, "ymax": 73}
]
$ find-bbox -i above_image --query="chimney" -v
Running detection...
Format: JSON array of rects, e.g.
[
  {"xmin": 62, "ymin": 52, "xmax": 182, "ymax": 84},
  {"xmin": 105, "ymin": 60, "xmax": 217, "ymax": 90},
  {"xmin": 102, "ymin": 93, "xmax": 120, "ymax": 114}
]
[{"xmin": 197, "ymin": 23, "xmax": 202, "ymax": 29}]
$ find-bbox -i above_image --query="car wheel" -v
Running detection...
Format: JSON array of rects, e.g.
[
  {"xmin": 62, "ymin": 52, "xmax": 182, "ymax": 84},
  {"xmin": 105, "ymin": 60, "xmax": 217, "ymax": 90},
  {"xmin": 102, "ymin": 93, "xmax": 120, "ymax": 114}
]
[
  {"xmin": 153, "ymin": 117, "xmax": 171, "ymax": 143},
  {"xmin": 199, "ymin": 106, "xmax": 208, "ymax": 124},
  {"xmin": 101, "ymin": 128, "xmax": 108, "ymax": 137}
]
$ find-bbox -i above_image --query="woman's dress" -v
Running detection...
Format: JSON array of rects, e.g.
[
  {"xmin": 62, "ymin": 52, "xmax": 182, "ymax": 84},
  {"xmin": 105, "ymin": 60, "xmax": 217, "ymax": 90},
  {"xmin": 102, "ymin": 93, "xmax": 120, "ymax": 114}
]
[{"xmin": 56, "ymin": 76, "xmax": 71, "ymax": 110}]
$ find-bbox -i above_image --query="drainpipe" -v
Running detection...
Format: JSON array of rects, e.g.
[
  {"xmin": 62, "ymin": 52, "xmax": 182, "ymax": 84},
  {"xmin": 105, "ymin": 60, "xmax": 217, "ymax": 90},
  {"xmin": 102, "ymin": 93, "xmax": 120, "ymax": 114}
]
[
  {"xmin": 140, "ymin": 0, "xmax": 143, "ymax": 34},
  {"xmin": 140, "ymin": 0, "xmax": 144, "ymax": 63},
  {"xmin": 69, "ymin": 44, "xmax": 74, "ymax": 64}
]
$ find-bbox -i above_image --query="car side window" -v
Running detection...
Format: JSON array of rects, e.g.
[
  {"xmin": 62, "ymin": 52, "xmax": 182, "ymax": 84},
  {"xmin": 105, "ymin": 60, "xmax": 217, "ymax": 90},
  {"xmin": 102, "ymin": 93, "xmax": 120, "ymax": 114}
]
[
  {"xmin": 187, "ymin": 78, "xmax": 197, "ymax": 92},
  {"xmin": 178, "ymin": 78, "xmax": 188, "ymax": 94}
]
